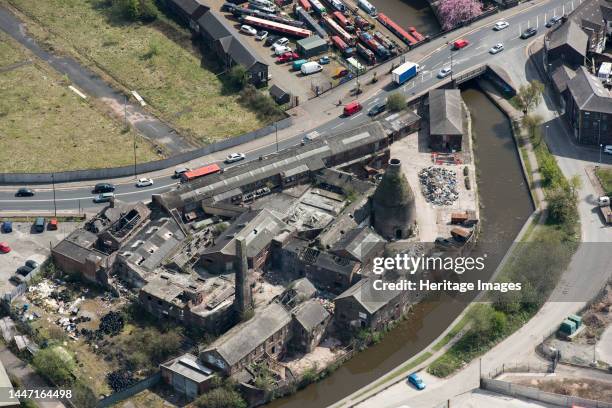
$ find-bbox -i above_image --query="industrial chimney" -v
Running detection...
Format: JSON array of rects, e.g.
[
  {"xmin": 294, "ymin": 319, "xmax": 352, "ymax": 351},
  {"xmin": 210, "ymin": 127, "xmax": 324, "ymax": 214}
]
[{"xmin": 234, "ymin": 237, "xmax": 253, "ymax": 320}]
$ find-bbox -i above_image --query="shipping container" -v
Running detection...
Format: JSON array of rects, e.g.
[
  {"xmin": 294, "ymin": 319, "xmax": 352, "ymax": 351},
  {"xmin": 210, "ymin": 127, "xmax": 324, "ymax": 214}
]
[{"xmin": 244, "ymin": 16, "xmax": 313, "ymax": 37}]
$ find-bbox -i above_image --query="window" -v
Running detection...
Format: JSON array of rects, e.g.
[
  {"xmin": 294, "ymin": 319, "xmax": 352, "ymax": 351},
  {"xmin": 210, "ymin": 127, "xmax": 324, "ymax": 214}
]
[{"xmin": 271, "ymin": 346, "xmax": 276, "ymax": 354}]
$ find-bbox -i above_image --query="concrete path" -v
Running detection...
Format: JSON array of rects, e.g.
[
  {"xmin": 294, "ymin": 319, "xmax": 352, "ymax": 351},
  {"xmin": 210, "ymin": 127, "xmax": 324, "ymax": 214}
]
[
  {"xmin": 0, "ymin": 5, "xmax": 194, "ymax": 155},
  {"xmin": 596, "ymin": 325, "xmax": 612, "ymax": 365}
]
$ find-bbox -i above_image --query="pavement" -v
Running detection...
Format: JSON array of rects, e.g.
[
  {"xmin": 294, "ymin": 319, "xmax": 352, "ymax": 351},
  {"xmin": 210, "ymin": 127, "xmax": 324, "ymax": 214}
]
[
  {"xmin": 596, "ymin": 325, "xmax": 612, "ymax": 365},
  {"xmin": 0, "ymin": 5, "xmax": 194, "ymax": 154}
]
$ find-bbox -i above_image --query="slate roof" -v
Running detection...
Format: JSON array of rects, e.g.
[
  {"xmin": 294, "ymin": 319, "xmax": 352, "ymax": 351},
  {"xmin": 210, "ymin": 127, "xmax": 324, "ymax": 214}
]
[
  {"xmin": 162, "ymin": 353, "xmax": 213, "ymax": 383},
  {"xmin": 292, "ymin": 299, "xmax": 329, "ymax": 331},
  {"xmin": 290, "ymin": 277, "xmax": 317, "ymax": 299},
  {"xmin": 547, "ymin": 20, "xmax": 588, "ymax": 57},
  {"xmin": 172, "ymin": 0, "xmax": 209, "ymax": 19},
  {"xmin": 335, "ymin": 278, "xmax": 401, "ymax": 314},
  {"xmin": 567, "ymin": 66, "xmax": 612, "ymax": 114},
  {"xmin": 330, "ymin": 226, "xmax": 385, "ymax": 263},
  {"xmin": 204, "ymin": 302, "xmax": 291, "ymax": 366},
  {"xmin": 428, "ymin": 89, "xmax": 463, "ymax": 136}
]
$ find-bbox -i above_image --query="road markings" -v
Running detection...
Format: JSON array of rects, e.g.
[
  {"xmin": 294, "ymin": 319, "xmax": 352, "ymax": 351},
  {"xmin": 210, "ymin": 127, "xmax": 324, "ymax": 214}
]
[
  {"xmin": 0, "ymin": 184, "xmax": 174, "ymax": 203},
  {"xmin": 349, "ymin": 112, "xmax": 363, "ymax": 120},
  {"xmin": 330, "ymin": 123, "xmax": 343, "ymax": 130}
]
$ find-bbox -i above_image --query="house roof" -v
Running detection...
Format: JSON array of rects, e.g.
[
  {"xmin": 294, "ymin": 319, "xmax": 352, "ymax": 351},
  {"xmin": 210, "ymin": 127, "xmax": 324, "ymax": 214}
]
[
  {"xmin": 547, "ymin": 20, "xmax": 588, "ymax": 57},
  {"xmin": 201, "ymin": 209, "xmax": 290, "ymax": 259},
  {"xmin": 162, "ymin": 353, "xmax": 213, "ymax": 384},
  {"xmin": 292, "ymin": 299, "xmax": 329, "ymax": 331},
  {"xmin": 330, "ymin": 226, "xmax": 385, "ymax": 263},
  {"xmin": 551, "ymin": 63, "xmax": 577, "ymax": 93},
  {"xmin": 269, "ymin": 84, "xmax": 288, "ymax": 99},
  {"xmin": 289, "ymin": 277, "xmax": 317, "ymax": 299},
  {"xmin": 428, "ymin": 89, "xmax": 463, "ymax": 136},
  {"xmin": 335, "ymin": 278, "xmax": 401, "ymax": 314},
  {"xmin": 204, "ymin": 302, "xmax": 291, "ymax": 366},
  {"xmin": 297, "ymin": 35, "xmax": 327, "ymax": 50},
  {"xmin": 567, "ymin": 66, "xmax": 612, "ymax": 113},
  {"xmin": 172, "ymin": 0, "xmax": 209, "ymax": 18}
]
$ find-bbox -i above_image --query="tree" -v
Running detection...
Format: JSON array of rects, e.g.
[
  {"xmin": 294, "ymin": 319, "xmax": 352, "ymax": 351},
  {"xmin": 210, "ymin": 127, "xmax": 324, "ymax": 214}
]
[
  {"xmin": 513, "ymin": 80, "xmax": 544, "ymax": 114},
  {"xmin": 195, "ymin": 387, "xmax": 247, "ymax": 408},
  {"xmin": 521, "ymin": 114, "xmax": 543, "ymax": 145},
  {"xmin": 111, "ymin": 0, "xmax": 158, "ymax": 22},
  {"xmin": 437, "ymin": 0, "xmax": 483, "ymax": 30},
  {"xmin": 228, "ymin": 65, "xmax": 248, "ymax": 90},
  {"xmin": 548, "ymin": 187, "xmax": 578, "ymax": 225},
  {"xmin": 386, "ymin": 92, "xmax": 407, "ymax": 112},
  {"xmin": 32, "ymin": 347, "xmax": 75, "ymax": 385}
]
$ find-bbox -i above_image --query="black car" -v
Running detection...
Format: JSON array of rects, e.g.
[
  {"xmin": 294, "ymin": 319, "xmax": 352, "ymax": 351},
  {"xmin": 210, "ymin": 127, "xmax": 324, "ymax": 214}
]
[
  {"xmin": 545, "ymin": 16, "xmax": 562, "ymax": 27},
  {"xmin": 16, "ymin": 266, "xmax": 33, "ymax": 277},
  {"xmin": 15, "ymin": 188, "xmax": 34, "ymax": 197},
  {"xmin": 265, "ymin": 35, "xmax": 280, "ymax": 47},
  {"xmin": 368, "ymin": 103, "xmax": 386, "ymax": 117},
  {"xmin": 25, "ymin": 260, "xmax": 39, "ymax": 269},
  {"xmin": 93, "ymin": 183, "xmax": 115, "ymax": 193},
  {"xmin": 520, "ymin": 27, "xmax": 537, "ymax": 39}
]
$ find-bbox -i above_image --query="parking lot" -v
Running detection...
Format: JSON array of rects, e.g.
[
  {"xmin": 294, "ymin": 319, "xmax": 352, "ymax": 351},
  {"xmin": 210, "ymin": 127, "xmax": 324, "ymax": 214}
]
[{"xmin": 0, "ymin": 220, "xmax": 78, "ymax": 295}]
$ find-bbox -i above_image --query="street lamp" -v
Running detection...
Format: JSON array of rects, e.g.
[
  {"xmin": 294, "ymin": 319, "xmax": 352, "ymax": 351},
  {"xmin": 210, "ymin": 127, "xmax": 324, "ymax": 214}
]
[
  {"xmin": 600, "ymin": 144, "xmax": 603, "ymax": 164},
  {"xmin": 51, "ymin": 173, "xmax": 57, "ymax": 217},
  {"xmin": 545, "ymin": 125, "xmax": 549, "ymax": 142},
  {"xmin": 447, "ymin": 41, "xmax": 454, "ymax": 81},
  {"xmin": 274, "ymin": 122, "xmax": 279, "ymax": 153}
]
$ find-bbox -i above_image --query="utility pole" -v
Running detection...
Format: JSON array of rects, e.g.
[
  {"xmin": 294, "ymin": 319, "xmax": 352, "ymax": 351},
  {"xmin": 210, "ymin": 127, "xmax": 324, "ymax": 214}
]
[
  {"xmin": 275, "ymin": 122, "xmax": 279, "ymax": 153},
  {"xmin": 51, "ymin": 173, "xmax": 57, "ymax": 217},
  {"xmin": 133, "ymin": 130, "xmax": 137, "ymax": 179}
]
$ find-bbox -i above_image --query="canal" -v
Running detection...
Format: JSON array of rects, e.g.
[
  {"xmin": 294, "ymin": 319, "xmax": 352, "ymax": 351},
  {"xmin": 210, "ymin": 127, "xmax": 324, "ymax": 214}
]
[
  {"xmin": 370, "ymin": 0, "xmax": 441, "ymax": 36},
  {"xmin": 267, "ymin": 85, "xmax": 534, "ymax": 408}
]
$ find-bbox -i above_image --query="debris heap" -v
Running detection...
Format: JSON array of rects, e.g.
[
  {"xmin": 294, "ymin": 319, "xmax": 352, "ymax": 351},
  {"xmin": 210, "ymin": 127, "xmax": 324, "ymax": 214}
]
[
  {"xmin": 418, "ymin": 166, "xmax": 458, "ymax": 206},
  {"xmin": 107, "ymin": 369, "xmax": 136, "ymax": 392}
]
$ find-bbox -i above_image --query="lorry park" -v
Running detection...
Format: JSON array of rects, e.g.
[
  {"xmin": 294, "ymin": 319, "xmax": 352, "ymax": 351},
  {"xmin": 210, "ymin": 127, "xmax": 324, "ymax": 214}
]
[{"xmin": 220, "ymin": 0, "xmax": 427, "ymax": 99}]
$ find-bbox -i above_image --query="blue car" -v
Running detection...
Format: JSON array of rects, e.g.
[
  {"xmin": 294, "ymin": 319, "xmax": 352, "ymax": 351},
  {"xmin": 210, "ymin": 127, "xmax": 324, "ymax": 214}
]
[
  {"xmin": 2, "ymin": 221, "xmax": 12, "ymax": 233},
  {"xmin": 319, "ymin": 55, "xmax": 330, "ymax": 65},
  {"xmin": 408, "ymin": 373, "xmax": 426, "ymax": 390}
]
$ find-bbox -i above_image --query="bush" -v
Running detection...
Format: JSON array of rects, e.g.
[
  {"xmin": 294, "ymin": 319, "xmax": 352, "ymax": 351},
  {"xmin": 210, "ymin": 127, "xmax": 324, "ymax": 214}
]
[
  {"xmin": 112, "ymin": 0, "xmax": 158, "ymax": 22},
  {"xmin": 386, "ymin": 92, "xmax": 407, "ymax": 112},
  {"xmin": 32, "ymin": 347, "xmax": 75, "ymax": 385},
  {"xmin": 195, "ymin": 387, "xmax": 247, "ymax": 408},
  {"xmin": 427, "ymin": 353, "xmax": 463, "ymax": 377},
  {"xmin": 239, "ymin": 85, "xmax": 285, "ymax": 122},
  {"xmin": 227, "ymin": 65, "xmax": 248, "ymax": 91}
]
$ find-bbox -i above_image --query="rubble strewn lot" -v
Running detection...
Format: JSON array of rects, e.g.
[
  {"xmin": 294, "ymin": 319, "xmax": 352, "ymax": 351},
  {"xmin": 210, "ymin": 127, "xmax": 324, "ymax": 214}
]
[
  {"xmin": 418, "ymin": 166, "xmax": 459, "ymax": 206},
  {"xmin": 510, "ymin": 377, "xmax": 612, "ymax": 403}
]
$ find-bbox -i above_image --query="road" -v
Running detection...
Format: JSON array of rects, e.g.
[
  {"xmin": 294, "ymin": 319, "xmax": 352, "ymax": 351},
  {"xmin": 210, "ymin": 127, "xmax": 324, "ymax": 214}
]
[
  {"xmin": 341, "ymin": 30, "xmax": 612, "ymax": 408},
  {"xmin": 3, "ymin": 0, "xmax": 610, "ymax": 214}
]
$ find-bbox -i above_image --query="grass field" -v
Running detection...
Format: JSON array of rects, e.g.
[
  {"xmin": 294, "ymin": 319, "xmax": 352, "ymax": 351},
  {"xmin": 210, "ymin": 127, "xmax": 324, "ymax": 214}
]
[
  {"xmin": 6, "ymin": 0, "xmax": 266, "ymax": 144},
  {"xmin": 595, "ymin": 167, "xmax": 612, "ymax": 194},
  {"xmin": 0, "ymin": 32, "xmax": 160, "ymax": 173}
]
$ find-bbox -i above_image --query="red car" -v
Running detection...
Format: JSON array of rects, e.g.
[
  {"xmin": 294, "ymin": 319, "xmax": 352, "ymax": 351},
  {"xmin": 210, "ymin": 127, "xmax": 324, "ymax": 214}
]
[
  {"xmin": 0, "ymin": 242, "xmax": 11, "ymax": 253},
  {"xmin": 277, "ymin": 52, "xmax": 299, "ymax": 63},
  {"xmin": 343, "ymin": 101, "xmax": 363, "ymax": 116},
  {"xmin": 452, "ymin": 39, "xmax": 469, "ymax": 50}
]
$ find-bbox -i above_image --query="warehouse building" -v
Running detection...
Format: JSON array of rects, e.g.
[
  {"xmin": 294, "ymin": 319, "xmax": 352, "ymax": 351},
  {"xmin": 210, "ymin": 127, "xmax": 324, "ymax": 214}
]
[
  {"xmin": 428, "ymin": 89, "xmax": 464, "ymax": 151},
  {"xmin": 297, "ymin": 36, "xmax": 329, "ymax": 58}
]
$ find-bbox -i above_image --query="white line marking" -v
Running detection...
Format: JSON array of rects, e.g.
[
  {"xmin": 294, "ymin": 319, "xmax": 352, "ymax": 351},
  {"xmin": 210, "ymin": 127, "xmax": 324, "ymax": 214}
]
[
  {"xmin": 349, "ymin": 112, "xmax": 363, "ymax": 120},
  {"xmin": 330, "ymin": 123, "xmax": 343, "ymax": 130}
]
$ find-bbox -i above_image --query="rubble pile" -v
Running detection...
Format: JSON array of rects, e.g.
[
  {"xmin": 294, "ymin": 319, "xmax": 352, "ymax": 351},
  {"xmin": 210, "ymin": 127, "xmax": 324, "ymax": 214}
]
[
  {"xmin": 98, "ymin": 311, "xmax": 124, "ymax": 336},
  {"xmin": 106, "ymin": 369, "xmax": 136, "ymax": 392},
  {"xmin": 418, "ymin": 167, "xmax": 458, "ymax": 206}
]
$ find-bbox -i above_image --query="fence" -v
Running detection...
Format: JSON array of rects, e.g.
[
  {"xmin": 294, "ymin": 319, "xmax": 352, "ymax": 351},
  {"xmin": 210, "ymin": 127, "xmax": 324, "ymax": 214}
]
[
  {"xmin": 481, "ymin": 378, "xmax": 612, "ymax": 408},
  {"xmin": 2, "ymin": 261, "xmax": 47, "ymax": 306},
  {"xmin": 97, "ymin": 372, "xmax": 161, "ymax": 408},
  {"xmin": 0, "ymin": 117, "xmax": 292, "ymax": 184}
]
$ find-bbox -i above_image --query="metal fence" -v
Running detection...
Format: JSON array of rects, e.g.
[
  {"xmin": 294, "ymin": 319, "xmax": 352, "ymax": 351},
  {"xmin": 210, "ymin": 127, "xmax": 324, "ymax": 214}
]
[{"xmin": 0, "ymin": 117, "xmax": 292, "ymax": 184}]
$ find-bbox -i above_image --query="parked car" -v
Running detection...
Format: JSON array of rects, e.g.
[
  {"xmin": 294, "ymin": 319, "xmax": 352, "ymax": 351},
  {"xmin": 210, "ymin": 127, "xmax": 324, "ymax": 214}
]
[
  {"xmin": 265, "ymin": 35, "xmax": 280, "ymax": 47},
  {"xmin": 136, "ymin": 178, "xmax": 154, "ymax": 187},
  {"xmin": 319, "ymin": 55, "xmax": 331, "ymax": 65},
  {"xmin": 2, "ymin": 221, "xmax": 13, "ymax": 233},
  {"xmin": 437, "ymin": 66, "xmax": 452, "ymax": 78},
  {"xmin": 489, "ymin": 43, "xmax": 504, "ymax": 54},
  {"xmin": 520, "ymin": 27, "xmax": 537, "ymax": 39},
  {"xmin": 603, "ymin": 145, "xmax": 612, "ymax": 155},
  {"xmin": 367, "ymin": 103, "xmax": 386, "ymax": 116},
  {"xmin": 255, "ymin": 30, "xmax": 268, "ymax": 41},
  {"xmin": 277, "ymin": 51, "xmax": 299, "ymax": 63},
  {"xmin": 0, "ymin": 242, "xmax": 10, "ymax": 253},
  {"xmin": 335, "ymin": 68, "xmax": 350, "ymax": 78},
  {"xmin": 225, "ymin": 153, "xmax": 246, "ymax": 163},
  {"xmin": 408, "ymin": 373, "xmax": 426, "ymax": 390},
  {"xmin": 93, "ymin": 183, "xmax": 115, "ymax": 193},
  {"xmin": 15, "ymin": 188, "xmax": 34, "ymax": 197},
  {"xmin": 597, "ymin": 196, "xmax": 610, "ymax": 207},
  {"xmin": 10, "ymin": 275, "xmax": 25, "ymax": 284},
  {"xmin": 25, "ymin": 260, "xmax": 40, "ymax": 269},
  {"xmin": 34, "ymin": 217, "xmax": 45, "ymax": 233},
  {"xmin": 274, "ymin": 45, "xmax": 292, "ymax": 56},
  {"xmin": 493, "ymin": 20, "xmax": 509, "ymax": 30},
  {"xmin": 240, "ymin": 25, "xmax": 257, "ymax": 35},
  {"xmin": 300, "ymin": 61, "xmax": 322, "ymax": 75},
  {"xmin": 48, "ymin": 218, "xmax": 58, "ymax": 230},
  {"xmin": 93, "ymin": 192, "xmax": 115, "ymax": 203},
  {"xmin": 16, "ymin": 266, "xmax": 33, "ymax": 277},
  {"xmin": 273, "ymin": 37, "xmax": 289, "ymax": 48},
  {"xmin": 174, "ymin": 167, "xmax": 190, "ymax": 178},
  {"xmin": 451, "ymin": 39, "xmax": 469, "ymax": 50},
  {"xmin": 343, "ymin": 101, "xmax": 362, "ymax": 116},
  {"xmin": 545, "ymin": 16, "xmax": 562, "ymax": 27}
]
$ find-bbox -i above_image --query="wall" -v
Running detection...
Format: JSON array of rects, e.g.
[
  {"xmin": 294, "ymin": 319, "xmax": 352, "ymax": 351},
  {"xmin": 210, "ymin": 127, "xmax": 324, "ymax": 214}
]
[
  {"xmin": 481, "ymin": 378, "xmax": 612, "ymax": 408},
  {"xmin": 97, "ymin": 372, "xmax": 161, "ymax": 408},
  {"xmin": 0, "ymin": 118, "xmax": 292, "ymax": 184}
]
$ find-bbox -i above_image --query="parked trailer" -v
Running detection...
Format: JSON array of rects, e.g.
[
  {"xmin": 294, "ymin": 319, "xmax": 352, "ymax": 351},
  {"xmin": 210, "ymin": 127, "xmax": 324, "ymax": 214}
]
[
  {"xmin": 323, "ymin": 16, "xmax": 355, "ymax": 45},
  {"xmin": 358, "ymin": 0, "xmax": 377, "ymax": 16},
  {"xmin": 356, "ymin": 43, "xmax": 375, "ymax": 64},
  {"xmin": 310, "ymin": 0, "xmax": 327, "ymax": 14},
  {"xmin": 295, "ymin": 6, "xmax": 328, "ymax": 38},
  {"xmin": 376, "ymin": 12, "xmax": 417, "ymax": 45},
  {"xmin": 331, "ymin": 35, "xmax": 355, "ymax": 56},
  {"xmin": 332, "ymin": 11, "xmax": 354, "ymax": 31},
  {"xmin": 358, "ymin": 32, "xmax": 390, "ymax": 59},
  {"xmin": 298, "ymin": 0, "xmax": 312, "ymax": 12},
  {"xmin": 392, "ymin": 61, "xmax": 419, "ymax": 85},
  {"xmin": 233, "ymin": 6, "xmax": 306, "ymax": 27},
  {"xmin": 181, "ymin": 163, "xmax": 222, "ymax": 182},
  {"xmin": 244, "ymin": 16, "xmax": 313, "ymax": 37}
]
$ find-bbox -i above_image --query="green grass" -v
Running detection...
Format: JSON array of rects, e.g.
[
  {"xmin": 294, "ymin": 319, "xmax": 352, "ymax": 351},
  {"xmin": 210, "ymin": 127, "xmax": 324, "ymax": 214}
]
[
  {"xmin": 6, "ymin": 0, "xmax": 266, "ymax": 144},
  {"xmin": 432, "ymin": 314, "xmax": 470, "ymax": 352},
  {"xmin": 0, "ymin": 32, "xmax": 159, "ymax": 172},
  {"xmin": 595, "ymin": 167, "xmax": 612, "ymax": 194}
]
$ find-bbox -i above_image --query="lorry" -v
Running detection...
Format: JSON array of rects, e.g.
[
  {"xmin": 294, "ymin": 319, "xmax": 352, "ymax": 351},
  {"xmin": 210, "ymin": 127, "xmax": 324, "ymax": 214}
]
[
  {"xmin": 392, "ymin": 61, "xmax": 420, "ymax": 85},
  {"xmin": 598, "ymin": 196, "xmax": 612, "ymax": 224}
]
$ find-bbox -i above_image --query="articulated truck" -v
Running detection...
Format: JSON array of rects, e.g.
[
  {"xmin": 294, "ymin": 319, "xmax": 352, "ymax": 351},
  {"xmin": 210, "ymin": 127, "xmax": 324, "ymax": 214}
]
[{"xmin": 392, "ymin": 61, "xmax": 420, "ymax": 85}]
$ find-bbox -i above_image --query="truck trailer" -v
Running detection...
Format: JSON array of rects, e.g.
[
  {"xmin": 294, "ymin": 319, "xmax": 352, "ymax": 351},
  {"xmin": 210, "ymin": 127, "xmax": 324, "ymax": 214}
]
[{"xmin": 392, "ymin": 61, "xmax": 419, "ymax": 85}]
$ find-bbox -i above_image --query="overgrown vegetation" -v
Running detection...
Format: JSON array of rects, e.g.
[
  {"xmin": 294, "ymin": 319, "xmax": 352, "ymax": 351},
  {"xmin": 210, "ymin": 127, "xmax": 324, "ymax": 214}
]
[
  {"xmin": 111, "ymin": 0, "xmax": 158, "ymax": 22},
  {"xmin": 386, "ymin": 92, "xmax": 407, "ymax": 112},
  {"xmin": 595, "ymin": 167, "xmax": 612, "ymax": 194},
  {"xmin": 194, "ymin": 379, "xmax": 247, "ymax": 408},
  {"xmin": 512, "ymin": 80, "xmax": 545, "ymax": 114},
  {"xmin": 239, "ymin": 85, "xmax": 286, "ymax": 123}
]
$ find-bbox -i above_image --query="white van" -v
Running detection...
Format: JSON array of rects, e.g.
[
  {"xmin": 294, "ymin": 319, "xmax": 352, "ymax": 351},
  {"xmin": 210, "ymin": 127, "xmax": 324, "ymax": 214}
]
[{"xmin": 301, "ymin": 61, "xmax": 323, "ymax": 75}]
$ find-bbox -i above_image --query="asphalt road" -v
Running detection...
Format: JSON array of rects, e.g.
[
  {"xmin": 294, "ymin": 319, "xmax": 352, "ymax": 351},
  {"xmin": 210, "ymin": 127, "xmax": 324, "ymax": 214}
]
[{"xmin": 1, "ymin": 0, "xmax": 610, "ymax": 213}]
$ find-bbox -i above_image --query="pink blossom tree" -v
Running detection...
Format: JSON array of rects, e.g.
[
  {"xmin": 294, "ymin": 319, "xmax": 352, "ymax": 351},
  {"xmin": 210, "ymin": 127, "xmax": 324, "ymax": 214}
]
[{"xmin": 437, "ymin": 0, "xmax": 483, "ymax": 30}]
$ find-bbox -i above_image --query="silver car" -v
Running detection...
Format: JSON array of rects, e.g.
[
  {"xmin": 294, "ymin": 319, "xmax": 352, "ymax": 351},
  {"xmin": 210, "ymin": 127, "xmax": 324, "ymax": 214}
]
[
  {"xmin": 489, "ymin": 43, "xmax": 504, "ymax": 54},
  {"xmin": 437, "ymin": 67, "xmax": 452, "ymax": 78}
]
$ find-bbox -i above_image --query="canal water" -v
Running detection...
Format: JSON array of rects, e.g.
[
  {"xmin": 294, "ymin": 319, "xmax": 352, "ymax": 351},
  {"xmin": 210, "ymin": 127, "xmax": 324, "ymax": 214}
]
[
  {"xmin": 267, "ymin": 85, "xmax": 534, "ymax": 408},
  {"xmin": 369, "ymin": 0, "xmax": 441, "ymax": 36}
]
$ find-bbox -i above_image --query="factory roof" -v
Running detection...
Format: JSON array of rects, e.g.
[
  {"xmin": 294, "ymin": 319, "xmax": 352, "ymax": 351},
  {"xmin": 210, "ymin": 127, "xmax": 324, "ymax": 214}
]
[
  {"xmin": 162, "ymin": 353, "xmax": 214, "ymax": 384},
  {"xmin": 567, "ymin": 66, "xmax": 612, "ymax": 113},
  {"xmin": 292, "ymin": 299, "xmax": 330, "ymax": 331},
  {"xmin": 335, "ymin": 278, "xmax": 401, "ymax": 314},
  {"xmin": 428, "ymin": 89, "xmax": 463, "ymax": 136},
  {"xmin": 330, "ymin": 226, "xmax": 385, "ymax": 263}
]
